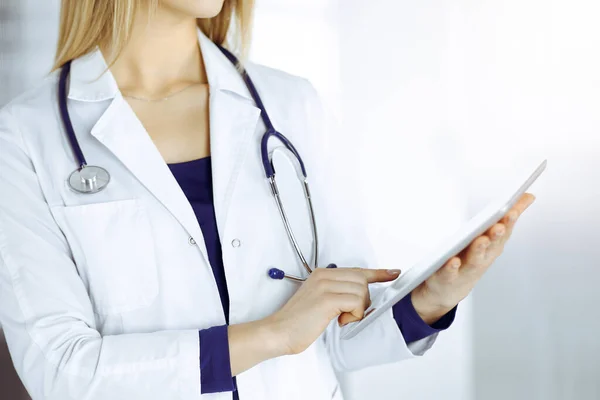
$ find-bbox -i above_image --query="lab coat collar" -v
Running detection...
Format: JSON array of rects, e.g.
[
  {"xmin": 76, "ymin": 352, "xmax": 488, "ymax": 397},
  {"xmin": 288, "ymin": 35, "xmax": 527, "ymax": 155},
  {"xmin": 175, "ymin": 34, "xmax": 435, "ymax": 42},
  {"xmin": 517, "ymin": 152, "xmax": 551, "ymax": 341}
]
[
  {"xmin": 69, "ymin": 28, "xmax": 262, "ymax": 278},
  {"xmin": 67, "ymin": 28, "xmax": 251, "ymax": 102},
  {"xmin": 67, "ymin": 50, "xmax": 119, "ymax": 102}
]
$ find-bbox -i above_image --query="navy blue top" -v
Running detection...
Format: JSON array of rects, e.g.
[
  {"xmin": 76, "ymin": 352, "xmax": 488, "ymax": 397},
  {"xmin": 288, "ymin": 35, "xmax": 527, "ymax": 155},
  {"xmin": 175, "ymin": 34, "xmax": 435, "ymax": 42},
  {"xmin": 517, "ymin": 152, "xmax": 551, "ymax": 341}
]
[{"xmin": 168, "ymin": 157, "xmax": 456, "ymax": 397}]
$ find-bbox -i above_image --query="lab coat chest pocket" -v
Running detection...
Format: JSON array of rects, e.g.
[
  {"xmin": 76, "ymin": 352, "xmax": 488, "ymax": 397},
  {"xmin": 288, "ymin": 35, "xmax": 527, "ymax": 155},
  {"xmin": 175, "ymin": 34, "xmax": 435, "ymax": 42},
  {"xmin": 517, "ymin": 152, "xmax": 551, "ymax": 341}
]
[{"xmin": 51, "ymin": 199, "xmax": 158, "ymax": 315}]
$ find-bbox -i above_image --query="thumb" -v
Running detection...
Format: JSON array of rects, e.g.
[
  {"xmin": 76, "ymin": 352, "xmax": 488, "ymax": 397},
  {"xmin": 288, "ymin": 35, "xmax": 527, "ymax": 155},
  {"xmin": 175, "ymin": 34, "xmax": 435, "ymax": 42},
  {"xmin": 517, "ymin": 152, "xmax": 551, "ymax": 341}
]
[
  {"xmin": 338, "ymin": 311, "xmax": 362, "ymax": 327},
  {"xmin": 359, "ymin": 268, "xmax": 401, "ymax": 284}
]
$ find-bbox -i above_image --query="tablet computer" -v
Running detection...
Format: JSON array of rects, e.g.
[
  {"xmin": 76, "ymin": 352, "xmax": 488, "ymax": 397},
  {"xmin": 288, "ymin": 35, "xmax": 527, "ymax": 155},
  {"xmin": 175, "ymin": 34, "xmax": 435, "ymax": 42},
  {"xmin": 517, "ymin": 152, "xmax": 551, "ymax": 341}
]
[{"xmin": 340, "ymin": 159, "xmax": 547, "ymax": 340}]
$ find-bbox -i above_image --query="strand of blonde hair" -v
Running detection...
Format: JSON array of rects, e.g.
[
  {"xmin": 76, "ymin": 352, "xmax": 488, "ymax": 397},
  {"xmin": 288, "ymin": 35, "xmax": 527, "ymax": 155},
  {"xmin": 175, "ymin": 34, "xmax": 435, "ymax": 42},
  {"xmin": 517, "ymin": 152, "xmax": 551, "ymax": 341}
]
[{"xmin": 52, "ymin": 0, "xmax": 254, "ymax": 72}]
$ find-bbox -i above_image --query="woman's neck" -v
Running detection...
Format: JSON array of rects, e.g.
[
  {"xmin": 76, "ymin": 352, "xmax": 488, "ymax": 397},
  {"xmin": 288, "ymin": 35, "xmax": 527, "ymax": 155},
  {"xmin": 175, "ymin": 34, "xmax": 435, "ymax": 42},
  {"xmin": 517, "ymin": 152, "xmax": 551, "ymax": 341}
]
[{"xmin": 108, "ymin": 7, "xmax": 207, "ymax": 98}]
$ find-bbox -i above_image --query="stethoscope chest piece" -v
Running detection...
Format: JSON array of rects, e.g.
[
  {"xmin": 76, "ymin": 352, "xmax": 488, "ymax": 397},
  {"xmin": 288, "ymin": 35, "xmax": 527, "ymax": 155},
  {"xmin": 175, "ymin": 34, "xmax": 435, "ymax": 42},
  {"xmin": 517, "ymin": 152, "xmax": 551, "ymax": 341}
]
[{"xmin": 68, "ymin": 165, "xmax": 111, "ymax": 194}]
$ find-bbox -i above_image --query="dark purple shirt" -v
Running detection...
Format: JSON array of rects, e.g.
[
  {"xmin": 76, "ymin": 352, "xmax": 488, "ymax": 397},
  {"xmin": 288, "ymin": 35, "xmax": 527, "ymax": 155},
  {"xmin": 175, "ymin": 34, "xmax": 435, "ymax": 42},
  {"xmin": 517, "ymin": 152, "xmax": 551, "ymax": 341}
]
[{"xmin": 168, "ymin": 157, "xmax": 456, "ymax": 396}]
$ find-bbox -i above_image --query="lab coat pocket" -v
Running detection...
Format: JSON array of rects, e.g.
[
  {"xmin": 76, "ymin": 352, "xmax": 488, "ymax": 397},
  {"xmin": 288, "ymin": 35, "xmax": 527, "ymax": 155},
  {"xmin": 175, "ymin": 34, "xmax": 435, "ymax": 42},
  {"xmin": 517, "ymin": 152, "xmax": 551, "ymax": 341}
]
[{"xmin": 52, "ymin": 199, "xmax": 159, "ymax": 315}]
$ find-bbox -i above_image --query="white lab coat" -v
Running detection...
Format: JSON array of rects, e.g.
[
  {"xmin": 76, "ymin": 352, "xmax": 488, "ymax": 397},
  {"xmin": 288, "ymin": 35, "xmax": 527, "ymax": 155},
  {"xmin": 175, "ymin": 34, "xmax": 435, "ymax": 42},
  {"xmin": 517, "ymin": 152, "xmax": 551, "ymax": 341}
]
[{"xmin": 0, "ymin": 30, "xmax": 437, "ymax": 400}]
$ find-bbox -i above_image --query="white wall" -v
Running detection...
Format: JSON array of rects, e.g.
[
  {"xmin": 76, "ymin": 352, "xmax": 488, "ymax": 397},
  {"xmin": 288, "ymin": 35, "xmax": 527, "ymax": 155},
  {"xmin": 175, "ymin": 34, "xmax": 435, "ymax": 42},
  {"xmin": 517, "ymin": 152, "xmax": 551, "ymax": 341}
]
[
  {"xmin": 0, "ymin": 0, "xmax": 59, "ymax": 103},
  {"xmin": 337, "ymin": 1, "xmax": 600, "ymax": 400},
  {"xmin": 444, "ymin": 1, "xmax": 600, "ymax": 399}
]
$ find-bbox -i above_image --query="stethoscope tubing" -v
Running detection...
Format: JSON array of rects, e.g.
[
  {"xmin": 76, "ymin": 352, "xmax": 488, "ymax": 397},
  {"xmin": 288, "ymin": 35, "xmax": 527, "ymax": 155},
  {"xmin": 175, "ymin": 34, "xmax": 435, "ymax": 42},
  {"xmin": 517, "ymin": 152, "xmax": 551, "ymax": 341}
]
[
  {"xmin": 59, "ymin": 61, "xmax": 87, "ymax": 169},
  {"xmin": 59, "ymin": 45, "xmax": 321, "ymax": 281}
]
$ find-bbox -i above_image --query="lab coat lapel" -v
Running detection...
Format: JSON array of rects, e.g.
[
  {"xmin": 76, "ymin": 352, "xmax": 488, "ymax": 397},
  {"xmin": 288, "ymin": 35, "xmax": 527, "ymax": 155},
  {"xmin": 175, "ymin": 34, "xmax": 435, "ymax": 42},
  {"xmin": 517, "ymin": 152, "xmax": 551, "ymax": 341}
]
[
  {"xmin": 198, "ymin": 31, "xmax": 262, "ymax": 237},
  {"xmin": 209, "ymin": 92, "xmax": 261, "ymax": 236},
  {"xmin": 66, "ymin": 31, "xmax": 262, "ymax": 269},
  {"xmin": 89, "ymin": 95, "xmax": 208, "ymax": 261},
  {"xmin": 68, "ymin": 50, "xmax": 208, "ymax": 252}
]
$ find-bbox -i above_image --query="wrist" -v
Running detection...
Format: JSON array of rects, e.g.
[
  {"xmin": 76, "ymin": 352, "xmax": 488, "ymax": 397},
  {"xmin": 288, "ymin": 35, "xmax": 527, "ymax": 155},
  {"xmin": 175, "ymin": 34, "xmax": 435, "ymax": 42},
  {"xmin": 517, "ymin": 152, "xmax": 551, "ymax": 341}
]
[
  {"xmin": 410, "ymin": 292, "xmax": 454, "ymax": 326},
  {"xmin": 260, "ymin": 314, "xmax": 294, "ymax": 357},
  {"xmin": 228, "ymin": 318, "xmax": 286, "ymax": 360},
  {"xmin": 256, "ymin": 316, "xmax": 290, "ymax": 358},
  {"xmin": 227, "ymin": 318, "xmax": 288, "ymax": 377}
]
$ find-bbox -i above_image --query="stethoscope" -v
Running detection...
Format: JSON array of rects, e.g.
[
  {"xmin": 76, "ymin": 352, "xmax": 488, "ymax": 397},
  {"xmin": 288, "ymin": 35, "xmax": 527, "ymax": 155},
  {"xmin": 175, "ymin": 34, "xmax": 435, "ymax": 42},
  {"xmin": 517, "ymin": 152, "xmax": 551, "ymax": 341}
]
[{"xmin": 58, "ymin": 46, "xmax": 334, "ymax": 283}]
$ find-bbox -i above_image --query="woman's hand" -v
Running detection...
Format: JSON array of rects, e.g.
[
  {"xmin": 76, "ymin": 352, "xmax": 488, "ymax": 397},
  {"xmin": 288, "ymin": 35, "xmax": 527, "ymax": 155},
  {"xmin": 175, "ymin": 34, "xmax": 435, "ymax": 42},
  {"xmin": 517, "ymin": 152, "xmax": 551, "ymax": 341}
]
[
  {"xmin": 265, "ymin": 267, "xmax": 401, "ymax": 355},
  {"xmin": 410, "ymin": 193, "xmax": 536, "ymax": 324},
  {"xmin": 228, "ymin": 267, "xmax": 399, "ymax": 376}
]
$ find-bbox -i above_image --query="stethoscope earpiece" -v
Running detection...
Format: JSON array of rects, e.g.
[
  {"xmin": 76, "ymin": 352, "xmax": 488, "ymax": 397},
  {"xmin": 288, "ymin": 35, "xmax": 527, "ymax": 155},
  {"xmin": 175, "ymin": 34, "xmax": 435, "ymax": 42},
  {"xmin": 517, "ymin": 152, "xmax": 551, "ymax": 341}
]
[
  {"xmin": 267, "ymin": 264, "xmax": 337, "ymax": 283},
  {"xmin": 268, "ymin": 268, "xmax": 286, "ymax": 280},
  {"xmin": 268, "ymin": 267, "xmax": 305, "ymax": 283}
]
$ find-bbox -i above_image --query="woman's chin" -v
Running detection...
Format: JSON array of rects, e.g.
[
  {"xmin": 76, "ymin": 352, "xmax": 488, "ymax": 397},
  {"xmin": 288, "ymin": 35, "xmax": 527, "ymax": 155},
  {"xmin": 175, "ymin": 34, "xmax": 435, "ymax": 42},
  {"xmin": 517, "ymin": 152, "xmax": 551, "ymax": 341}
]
[{"xmin": 162, "ymin": 0, "xmax": 226, "ymax": 19}]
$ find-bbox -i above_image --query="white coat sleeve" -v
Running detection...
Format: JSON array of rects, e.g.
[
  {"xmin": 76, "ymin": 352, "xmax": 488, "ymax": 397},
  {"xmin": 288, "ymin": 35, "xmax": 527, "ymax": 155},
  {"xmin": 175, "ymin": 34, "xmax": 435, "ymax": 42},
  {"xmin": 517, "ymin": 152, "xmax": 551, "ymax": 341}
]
[
  {"xmin": 0, "ymin": 107, "xmax": 202, "ymax": 400},
  {"xmin": 297, "ymin": 80, "xmax": 438, "ymax": 372}
]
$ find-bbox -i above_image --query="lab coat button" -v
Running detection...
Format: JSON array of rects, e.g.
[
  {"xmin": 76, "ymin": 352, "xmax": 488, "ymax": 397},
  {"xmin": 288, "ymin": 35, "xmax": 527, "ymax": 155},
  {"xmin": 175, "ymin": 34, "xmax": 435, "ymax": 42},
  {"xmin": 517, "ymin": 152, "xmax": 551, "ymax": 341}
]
[
  {"xmin": 231, "ymin": 239, "xmax": 241, "ymax": 248},
  {"xmin": 188, "ymin": 237, "xmax": 197, "ymax": 245}
]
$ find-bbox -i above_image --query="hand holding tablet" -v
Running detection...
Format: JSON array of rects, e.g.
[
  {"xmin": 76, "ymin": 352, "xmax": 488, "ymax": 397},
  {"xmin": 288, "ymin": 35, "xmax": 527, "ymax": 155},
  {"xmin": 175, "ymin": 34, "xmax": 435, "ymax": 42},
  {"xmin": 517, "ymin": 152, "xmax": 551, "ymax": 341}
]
[{"xmin": 340, "ymin": 159, "xmax": 547, "ymax": 340}]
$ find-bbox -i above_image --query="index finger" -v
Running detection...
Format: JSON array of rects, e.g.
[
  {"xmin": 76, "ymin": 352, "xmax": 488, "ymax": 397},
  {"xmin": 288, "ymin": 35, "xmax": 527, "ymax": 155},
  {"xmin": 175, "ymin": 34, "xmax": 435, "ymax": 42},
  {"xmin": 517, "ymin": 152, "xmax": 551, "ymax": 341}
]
[
  {"xmin": 314, "ymin": 266, "xmax": 401, "ymax": 284},
  {"xmin": 356, "ymin": 268, "xmax": 401, "ymax": 284}
]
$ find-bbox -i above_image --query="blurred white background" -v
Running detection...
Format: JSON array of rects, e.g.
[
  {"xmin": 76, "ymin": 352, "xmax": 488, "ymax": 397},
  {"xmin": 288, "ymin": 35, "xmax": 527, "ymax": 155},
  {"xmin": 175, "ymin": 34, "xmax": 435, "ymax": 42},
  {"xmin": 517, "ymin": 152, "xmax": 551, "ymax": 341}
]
[{"xmin": 1, "ymin": 0, "xmax": 598, "ymax": 399}]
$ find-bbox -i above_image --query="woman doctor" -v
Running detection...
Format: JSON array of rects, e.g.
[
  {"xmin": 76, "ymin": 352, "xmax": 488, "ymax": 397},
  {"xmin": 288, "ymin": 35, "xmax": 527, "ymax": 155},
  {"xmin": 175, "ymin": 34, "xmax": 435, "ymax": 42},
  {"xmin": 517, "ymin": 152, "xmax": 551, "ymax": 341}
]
[{"xmin": 0, "ymin": 0, "xmax": 535, "ymax": 399}]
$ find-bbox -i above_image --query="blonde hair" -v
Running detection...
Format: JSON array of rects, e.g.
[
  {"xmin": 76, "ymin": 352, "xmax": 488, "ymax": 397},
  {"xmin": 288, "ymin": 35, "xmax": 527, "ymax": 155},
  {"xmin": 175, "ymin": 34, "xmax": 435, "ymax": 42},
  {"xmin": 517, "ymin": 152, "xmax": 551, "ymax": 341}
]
[{"xmin": 52, "ymin": 0, "xmax": 254, "ymax": 71}]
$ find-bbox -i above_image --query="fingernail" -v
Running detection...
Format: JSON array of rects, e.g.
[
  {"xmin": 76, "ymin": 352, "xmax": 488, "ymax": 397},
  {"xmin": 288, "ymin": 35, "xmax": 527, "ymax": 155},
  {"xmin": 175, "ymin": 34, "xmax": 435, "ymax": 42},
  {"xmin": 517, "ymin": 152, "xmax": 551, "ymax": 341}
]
[
  {"xmin": 387, "ymin": 269, "xmax": 401, "ymax": 276},
  {"xmin": 452, "ymin": 260, "xmax": 461, "ymax": 269}
]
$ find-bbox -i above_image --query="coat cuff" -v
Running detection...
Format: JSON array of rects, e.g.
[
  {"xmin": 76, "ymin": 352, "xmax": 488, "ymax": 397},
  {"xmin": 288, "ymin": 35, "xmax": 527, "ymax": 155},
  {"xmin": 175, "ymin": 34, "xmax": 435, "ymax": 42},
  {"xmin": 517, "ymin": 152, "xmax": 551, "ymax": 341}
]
[
  {"xmin": 199, "ymin": 325, "xmax": 237, "ymax": 394},
  {"xmin": 392, "ymin": 294, "xmax": 457, "ymax": 343}
]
